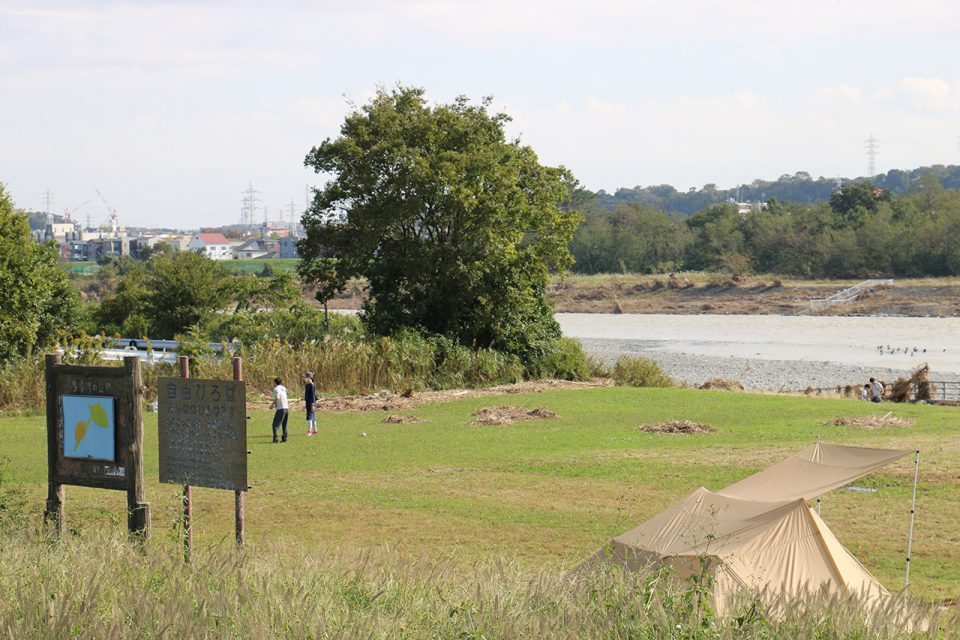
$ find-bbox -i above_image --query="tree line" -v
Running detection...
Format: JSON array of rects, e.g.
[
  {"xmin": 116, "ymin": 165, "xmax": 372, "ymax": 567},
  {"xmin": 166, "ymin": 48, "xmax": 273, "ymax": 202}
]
[
  {"xmin": 593, "ymin": 165, "xmax": 960, "ymax": 215},
  {"xmin": 571, "ymin": 178, "xmax": 960, "ymax": 277}
]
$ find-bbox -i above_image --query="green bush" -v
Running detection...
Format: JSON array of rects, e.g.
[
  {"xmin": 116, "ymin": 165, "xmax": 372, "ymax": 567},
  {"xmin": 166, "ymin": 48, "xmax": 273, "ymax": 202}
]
[
  {"xmin": 611, "ymin": 356, "xmax": 674, "ymax": 388},
  {"xmin": 527, "ymin": 337, "xmax": 592, "ymax": 381},
  {"xmin": 207, "ymin": 306, "xmax": 362, "ymax": 346}
]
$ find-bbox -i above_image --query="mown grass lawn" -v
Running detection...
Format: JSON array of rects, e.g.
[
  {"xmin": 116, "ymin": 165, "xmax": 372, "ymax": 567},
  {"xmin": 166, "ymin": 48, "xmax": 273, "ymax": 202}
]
[{"xmin": 2, "ymin": 386, "xmax": 958, "ymax": 603}]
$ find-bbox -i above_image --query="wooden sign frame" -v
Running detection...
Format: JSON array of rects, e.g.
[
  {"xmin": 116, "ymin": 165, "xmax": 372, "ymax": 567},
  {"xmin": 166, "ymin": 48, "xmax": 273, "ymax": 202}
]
[{"xmin": 44, "ymin": 354, "xmax": 150, "ymax": 539}]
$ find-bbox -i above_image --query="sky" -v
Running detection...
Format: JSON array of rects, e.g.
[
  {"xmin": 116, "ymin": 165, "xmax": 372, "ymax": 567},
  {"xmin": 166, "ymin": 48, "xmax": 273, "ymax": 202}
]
[{"xmin": 2, "ymin": 0, "xmax": 959, "ymax": 229}]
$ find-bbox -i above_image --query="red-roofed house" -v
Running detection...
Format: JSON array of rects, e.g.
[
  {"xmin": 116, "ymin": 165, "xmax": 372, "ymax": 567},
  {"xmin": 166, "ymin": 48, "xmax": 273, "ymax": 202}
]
[{"xmin": 187, "ymin": 232, "xmax": 233, "ymax": 260}]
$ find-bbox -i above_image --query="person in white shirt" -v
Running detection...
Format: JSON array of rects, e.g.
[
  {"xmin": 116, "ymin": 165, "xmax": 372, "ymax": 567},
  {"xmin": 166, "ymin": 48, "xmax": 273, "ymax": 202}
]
[
  {"xmin": 859, "ymin": 384, "xmax": 870, "ymax": 401},
  {"xmin": 271, "ymin": 377, "xmax": 289, "ymax": 442},
  {"xmin": 869, "ymin": 377, "xmax": 884, "ymax": 403}
]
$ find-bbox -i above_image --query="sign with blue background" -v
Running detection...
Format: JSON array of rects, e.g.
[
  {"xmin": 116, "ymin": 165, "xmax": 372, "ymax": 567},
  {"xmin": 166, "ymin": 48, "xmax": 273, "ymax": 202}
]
[{"xmin": 62, "ymin": 395, "xmax": 116, "ymax": 461}]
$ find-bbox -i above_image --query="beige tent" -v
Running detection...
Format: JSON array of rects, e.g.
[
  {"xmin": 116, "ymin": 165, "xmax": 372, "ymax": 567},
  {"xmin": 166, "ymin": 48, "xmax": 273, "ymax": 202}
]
[
  {"xmin": 581, "ymin": 443, "xmax": 912, "ymax": 615},
  {"xmin": 718, "ymin": 442, "xmax": 911, "ymax": 502}
]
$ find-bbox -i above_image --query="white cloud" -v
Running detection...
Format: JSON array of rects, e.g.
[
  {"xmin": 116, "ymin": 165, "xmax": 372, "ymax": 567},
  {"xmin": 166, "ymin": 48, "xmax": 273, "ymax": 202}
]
[{"xmin": 900, "ymin": 77, "xmax": 958, "ymax": 111}]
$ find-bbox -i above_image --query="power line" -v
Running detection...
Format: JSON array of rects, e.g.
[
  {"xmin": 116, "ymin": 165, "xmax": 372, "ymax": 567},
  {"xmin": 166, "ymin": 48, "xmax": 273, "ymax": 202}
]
[
  {"xmin": 865, "ymin": 134, "xmax": 879, "ymax": 177},
  {"xmin": 240, "ymin": 182, "xmax": 260, "ymax": 227}
]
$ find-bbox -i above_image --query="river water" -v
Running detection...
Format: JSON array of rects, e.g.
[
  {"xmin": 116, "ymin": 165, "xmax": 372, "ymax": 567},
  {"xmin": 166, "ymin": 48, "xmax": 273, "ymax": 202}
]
[
  {"xmin": 556, "ymin": 314, "xmax": 960, "ymax": 373},
  {"xmin": 556, "ymin": 313, "xmax": 960, "ymax": 391}
]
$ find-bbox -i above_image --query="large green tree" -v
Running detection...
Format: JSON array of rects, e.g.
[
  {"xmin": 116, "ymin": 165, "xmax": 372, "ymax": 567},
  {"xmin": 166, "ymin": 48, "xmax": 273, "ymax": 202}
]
[
  {"xmin": 298, "ymin": 86, "xmax": 582, "ymax": 363},
  {"xmin": 0, "ymin": 184, "xmax": 82, "ymax": 362}
]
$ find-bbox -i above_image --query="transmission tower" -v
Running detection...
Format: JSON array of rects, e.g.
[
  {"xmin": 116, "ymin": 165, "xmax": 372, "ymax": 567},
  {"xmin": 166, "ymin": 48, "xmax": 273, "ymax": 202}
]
[
  {"xmin": 240, "ymin": 182, "xmax": 261, "ymax": 227},
  {"xmin": 43, "ymin": 189, "xmax": 54, "ymax": 214},
  {"xmin": 865, "ymin": 134, "xmax": 879, "ymax": 177}
]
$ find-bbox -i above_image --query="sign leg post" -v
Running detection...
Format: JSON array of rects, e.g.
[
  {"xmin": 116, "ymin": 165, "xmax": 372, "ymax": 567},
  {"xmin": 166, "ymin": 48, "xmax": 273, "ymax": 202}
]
[
  {"xmin": 179, "ymin": 355, "xmax": 193, "ymax": 563},
  {"xmin": 233, "ymin": 356, "xmax": 245, "ymax": 549},
  {"xmin": 44, "ymin": 354, "xmax": 64, "ymax": 536},
  {"xmin": 124, "ymin": 356, "xmax": 150, "ymax": 542},
  {"xmin": 183, "ymin": 484, "xmax": 193, "ymax": 563}
]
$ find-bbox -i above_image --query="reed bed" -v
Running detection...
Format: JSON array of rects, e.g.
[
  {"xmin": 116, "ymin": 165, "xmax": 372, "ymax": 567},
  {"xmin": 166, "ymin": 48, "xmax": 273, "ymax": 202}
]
[
  {"xmin": 0, "ymin": 334, "xmax": 530, "ymax": 412},
  {"xmin": 0, "ymin": 529, "xmax": 953, "ymax": 639}
]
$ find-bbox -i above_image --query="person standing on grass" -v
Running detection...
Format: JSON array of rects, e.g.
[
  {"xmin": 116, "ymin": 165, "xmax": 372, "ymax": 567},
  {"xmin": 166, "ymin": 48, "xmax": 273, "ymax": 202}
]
[
  {"xmin": 271, "ymin": 377, "xmax": 289, "ymax": 442},
  {"xmin": 304, "ymin": 371, "xmax": 317, "ymax": 436},
  {"xmin": 860, "ymin": 383, "xmax": 871, "ymax": 401},
  {"xmin": 869, "ymin": 377, "xmax": 884, "ymax": 403}
]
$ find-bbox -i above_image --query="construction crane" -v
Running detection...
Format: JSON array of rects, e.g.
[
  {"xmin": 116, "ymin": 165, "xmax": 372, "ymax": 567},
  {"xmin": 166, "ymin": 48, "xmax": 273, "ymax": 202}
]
[
  {"xmin": 95, "ymin": 188, "xmax": 120, "ymax": 232},
  {"xmin": 63, "ymin": 200, "xmax": 90, "ymax": 225}
]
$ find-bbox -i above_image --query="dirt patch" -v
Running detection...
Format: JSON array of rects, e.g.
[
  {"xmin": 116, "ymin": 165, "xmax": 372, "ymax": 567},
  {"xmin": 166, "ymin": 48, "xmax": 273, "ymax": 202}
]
[
  {"xmin": 382, "ymin": 414, "xmax": 428, "ymax": 424},
  {"xmin": 299, "ymin": 379, "xmax": 611, "ymax": 413},
  {"xmin": 698, "ymin": 378, "xmax": 746, "ymax": 391},
  {"xmin": 825, "ymin": 414, "xmax": 916, "ymax": 429},
  {"xmin": 470, "ymin": 406, "xmax": 559, "ymax": 425},
  {"xmin": 637, "ymin": 420, "xmax": 716, "ymax": 434}
]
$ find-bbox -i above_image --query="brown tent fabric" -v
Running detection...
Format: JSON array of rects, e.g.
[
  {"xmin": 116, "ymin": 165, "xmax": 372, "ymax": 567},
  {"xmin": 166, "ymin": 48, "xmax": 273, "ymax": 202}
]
[
  {"xmin": 582, "ymin": 487, "xmax": 892, "ymax": 615},
  {"xmin": 579, "ymin": 443, "xmax": 910, "ymax": 616},
  {"xmin": 716, "ymin": 442, "xmax": 911, "ymax": 502}
]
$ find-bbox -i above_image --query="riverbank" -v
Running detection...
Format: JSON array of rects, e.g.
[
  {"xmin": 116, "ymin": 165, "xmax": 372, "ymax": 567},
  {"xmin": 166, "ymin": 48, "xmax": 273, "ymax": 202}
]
[
  {"xmin": 321, "ymin": 274, "xmax": 960, "ymax": 317},
  {"xmin": 559, "ymin": 313, "xmax": 960, "ymax": 393},
  {"xmin": 580, "ymin": 340, "xmax": 960, "ymax": 393},
  {"xmin": 545, "ymin": 274, "xmax": 960, "ymax": 316}
]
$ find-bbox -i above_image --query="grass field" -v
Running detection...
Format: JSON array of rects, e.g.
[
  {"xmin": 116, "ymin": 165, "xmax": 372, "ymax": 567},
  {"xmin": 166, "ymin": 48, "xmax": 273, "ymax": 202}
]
[
  {"xmin": 222, "ymin": 258, "xmax": 299, "ymax": 274},
  {"xmin": 2, "ymin": 386, "xmax": 959, "ymax": 608}
]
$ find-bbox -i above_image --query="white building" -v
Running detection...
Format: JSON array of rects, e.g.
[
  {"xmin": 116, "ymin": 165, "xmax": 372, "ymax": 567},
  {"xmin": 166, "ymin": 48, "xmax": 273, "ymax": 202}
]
[{"xmin": 187, "ymin": 232, "xmax": 233, "ymax": 260}]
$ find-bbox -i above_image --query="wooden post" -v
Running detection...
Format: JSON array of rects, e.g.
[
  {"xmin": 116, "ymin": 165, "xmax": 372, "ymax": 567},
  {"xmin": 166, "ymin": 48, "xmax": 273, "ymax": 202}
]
[
  {"xmin": 44, "ymin": 353, "xmax": 64, "ymax": 536},
  {"xmin": 233, "ymin": 356, "xmax": 245, "ymax": 549},
  {"xmin": 179, "ymin": 355, "xmax": 192, "ymax": 563},
  {"xmin": 124, "ymin": 356, "xmax": 150, "ymax": 541}
]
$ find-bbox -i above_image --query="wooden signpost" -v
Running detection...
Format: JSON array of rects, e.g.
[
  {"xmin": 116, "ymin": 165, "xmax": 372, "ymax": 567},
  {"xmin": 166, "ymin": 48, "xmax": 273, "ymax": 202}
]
[
  {"xmin": 158, "ymin": 356, "xmax": 248, "ymax": 561},
  {"xmin": 44, "ymin": 354, "xmax": 150, "ymax": 539}
]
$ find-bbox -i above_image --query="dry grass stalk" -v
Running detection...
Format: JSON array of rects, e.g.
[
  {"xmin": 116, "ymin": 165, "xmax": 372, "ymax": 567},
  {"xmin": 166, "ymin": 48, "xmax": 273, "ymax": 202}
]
[
  {"xmin": 637, "ymin": 420, "xmax": 716, "ymax": 434},
  {"xmin": 470, "ymin": 406, "xmax": 559, "ymax": 425}
]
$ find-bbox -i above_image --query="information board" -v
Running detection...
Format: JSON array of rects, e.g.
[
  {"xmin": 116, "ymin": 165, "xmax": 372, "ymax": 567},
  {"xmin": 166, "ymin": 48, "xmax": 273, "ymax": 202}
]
[
  {"xmin": 157, "ymin": 377, "xmax": 247, "ymax": 491},
  {"xmin": 44, "ymin": 355, "xmax": 149, "ymax": 538}
]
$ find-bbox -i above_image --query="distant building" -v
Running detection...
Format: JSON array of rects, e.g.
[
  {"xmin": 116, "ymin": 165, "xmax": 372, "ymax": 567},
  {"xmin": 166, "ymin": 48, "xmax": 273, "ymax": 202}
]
[
  {"xmin": 234, "ymin": 238, "xmax": 279, "ymax": 260},
  {"xmin": 279, "ymin": 236, "xmax": 300, "ymax": 259},
  {"xmin": 735, "ymin": 201, "xmax": 767, "ymax": 216},
  {"xmin": 187, "ymin": 232, "xmax": 233, "ymax": 260}
]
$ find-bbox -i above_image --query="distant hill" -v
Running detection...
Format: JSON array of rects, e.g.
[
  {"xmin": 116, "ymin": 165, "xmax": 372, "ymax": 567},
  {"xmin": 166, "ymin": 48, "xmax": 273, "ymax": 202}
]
[{"xmin": 591, "ymin": 164, "xmax": 960, "ymax": 215}]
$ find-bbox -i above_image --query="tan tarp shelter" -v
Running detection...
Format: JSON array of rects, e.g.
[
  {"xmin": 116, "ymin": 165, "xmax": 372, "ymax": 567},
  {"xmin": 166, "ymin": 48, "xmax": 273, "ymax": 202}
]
[
  {"xmin": 580, "ymin": 443, "xmax": 912, "ymax": 615},
  {"xmin": 718, "ymin": 442, "xmax": 911, "ymax": 502}
]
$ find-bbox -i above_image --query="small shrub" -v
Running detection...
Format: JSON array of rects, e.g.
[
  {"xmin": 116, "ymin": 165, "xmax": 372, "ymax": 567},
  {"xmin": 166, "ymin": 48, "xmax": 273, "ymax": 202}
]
[
  {"xmin": 611, "ymin": 357, "xmax": 673, "ymax": 388},
  {"xmin": 527, "ymin": 338, "xmax": 591, "ymax": 382}
]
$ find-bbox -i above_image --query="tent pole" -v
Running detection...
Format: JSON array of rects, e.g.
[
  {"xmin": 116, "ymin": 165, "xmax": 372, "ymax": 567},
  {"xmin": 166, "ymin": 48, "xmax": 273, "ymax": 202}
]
[
  {"xmin": 904, "ymin": 450, "xmax": 920, "ymax": 588},
  {"xmin": 815, "ymin": 437, "xmax": 822, "ymax": 515}
]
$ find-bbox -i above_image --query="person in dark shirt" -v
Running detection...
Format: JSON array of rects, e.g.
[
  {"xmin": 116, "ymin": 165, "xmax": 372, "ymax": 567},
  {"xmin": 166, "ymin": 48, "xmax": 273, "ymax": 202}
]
[{"xmin": 304, "ymin": 372, "xmax": 317, "ymax": 436}]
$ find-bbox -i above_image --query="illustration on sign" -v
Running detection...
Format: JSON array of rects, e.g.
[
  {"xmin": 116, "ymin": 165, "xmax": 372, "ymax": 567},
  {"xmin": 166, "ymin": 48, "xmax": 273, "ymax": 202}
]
[{"xmin": 62, "ymin": 395, "xmax": 116, "ymax": 461}]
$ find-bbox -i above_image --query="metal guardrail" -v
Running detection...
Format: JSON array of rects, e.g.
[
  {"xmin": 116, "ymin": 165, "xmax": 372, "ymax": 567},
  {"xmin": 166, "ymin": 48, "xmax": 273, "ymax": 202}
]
[
  {"xmin": 97, "ymin": 338, "xmax": 240, "ymax": 364},
  {"xmin": 928, "ymin": 381, "xmax": 960, "ymax": 402},
  {"xmin": 809, "ymin": 278, "xmax": 893, "ymax": 311}
]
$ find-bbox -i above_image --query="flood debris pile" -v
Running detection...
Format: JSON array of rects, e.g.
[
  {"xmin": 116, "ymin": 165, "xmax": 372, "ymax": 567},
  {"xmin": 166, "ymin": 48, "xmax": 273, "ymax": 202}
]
[
  {"xmin": 636, "ymin": 420, "xmax": 716, "ymax": 434},
  {"xmin": 826, "ymin": 414, "xmax": 915, "ymax": 429},
  {"xmin": 382, "ymin": 414, "xmax": 428, "ymax": 424},
  {"xmin": 469, "ymin": 406, "xmax": 559, "ymax": 425},
  {"xmin": 698, "ymin": 378, "xmax": 746, "ymax": 391}
]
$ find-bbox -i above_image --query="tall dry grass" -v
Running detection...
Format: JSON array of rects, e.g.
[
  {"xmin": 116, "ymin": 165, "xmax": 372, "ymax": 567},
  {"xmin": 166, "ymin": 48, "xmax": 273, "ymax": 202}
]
[
  {"xmin": 0, "ymin": 332, "xmax": 528, "ymax": 412},
  {"xmin": 0, "ymin": 528, "xmax": 952, "ymax": 639}
]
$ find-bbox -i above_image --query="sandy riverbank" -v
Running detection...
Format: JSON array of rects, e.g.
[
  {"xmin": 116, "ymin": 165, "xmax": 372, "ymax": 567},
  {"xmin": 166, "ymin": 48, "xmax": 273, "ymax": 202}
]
[{"xmin": 579, "ymin": 338, "xmax": 960, "ymax": 393}]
